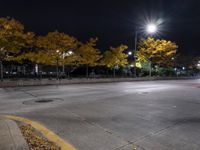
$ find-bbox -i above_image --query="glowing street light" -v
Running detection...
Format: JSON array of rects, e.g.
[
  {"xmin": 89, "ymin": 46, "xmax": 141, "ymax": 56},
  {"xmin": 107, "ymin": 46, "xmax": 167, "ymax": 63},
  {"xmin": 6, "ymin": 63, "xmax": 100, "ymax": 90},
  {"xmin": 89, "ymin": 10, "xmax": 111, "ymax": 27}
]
[
  {"xmin": 128, "ymin": 51, "xmax": 132, "ymax": 56},
  {"xmin": 56, "ymin": 50, "xmax": 60, "ymax": 80},
  {"xmin": 68, "ymin": 50, "xmax": 73, "ymax": 55},
  {"xmin": 146, "ymin": 23, "xmax": 157, "ymax": 34},
  {"xmin": 146, "ymin": 23, "xmax": 157, "ymax": 77},
  {"xmin": 66, "ymin": 50, "xmax": 73, "ymax": 56},
  {"xmin": 130, "ymin": 64, "xmax": 134, "ymax": 67},
  {"xmin": 133, "ymin": 22, "xmax": 158, "ymax": 78}
]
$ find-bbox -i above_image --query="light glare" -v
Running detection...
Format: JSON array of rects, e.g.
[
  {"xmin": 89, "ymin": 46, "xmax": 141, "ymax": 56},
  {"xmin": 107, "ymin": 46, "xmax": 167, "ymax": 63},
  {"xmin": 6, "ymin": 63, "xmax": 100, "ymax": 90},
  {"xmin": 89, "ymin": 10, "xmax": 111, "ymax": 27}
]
[
  {"xmin": 147, "ymin": 24, "xmax": 157, "ymax": 33},
  {"xmin": 128, "ymin": 51, "xmax": 132, "ymax": 55}
]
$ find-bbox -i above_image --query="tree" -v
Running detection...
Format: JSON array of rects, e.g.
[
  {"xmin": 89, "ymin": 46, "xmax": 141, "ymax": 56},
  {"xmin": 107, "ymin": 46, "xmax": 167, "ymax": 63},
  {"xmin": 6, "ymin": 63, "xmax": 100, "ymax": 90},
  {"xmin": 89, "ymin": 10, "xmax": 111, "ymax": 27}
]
[
  {"xmin": 22, "ymin": 31, "xmax": 78, "ymax": 79},
  {"xmin": 75, "ymin": 38, "xmax": 102, "ymax": 77},
  {"xmin": 136, "ymin": 37, "xmax": 177, "ymax": 76},
  {"xmin": 0, "ymin": 17, "xmax": 34, "ymax": 81},
  {"xmin": 36, "ymin": 31, "xmax": 78, "ymax": 65},
  {"xmin": 101, "ymin": 45, "xmax": 128, "ymax": 77}
]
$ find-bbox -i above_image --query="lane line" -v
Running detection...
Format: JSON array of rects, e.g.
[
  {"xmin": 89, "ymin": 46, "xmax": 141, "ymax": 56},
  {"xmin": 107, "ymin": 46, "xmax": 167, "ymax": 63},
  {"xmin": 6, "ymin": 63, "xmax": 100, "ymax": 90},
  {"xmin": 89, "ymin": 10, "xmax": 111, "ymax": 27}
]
[{"xmin": 4, "ymin": 115, "xmax": 77, "ymax": 150}]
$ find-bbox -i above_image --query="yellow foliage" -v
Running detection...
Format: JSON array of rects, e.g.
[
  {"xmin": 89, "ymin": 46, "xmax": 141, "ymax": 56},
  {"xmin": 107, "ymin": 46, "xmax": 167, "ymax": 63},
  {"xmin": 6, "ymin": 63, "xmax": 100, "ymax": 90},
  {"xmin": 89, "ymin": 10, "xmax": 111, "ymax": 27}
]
[
  {"xmin": 136, "ymin": 37, "xmax": 177, "ymax": 66},
  {"xmin": 136, "ymin": 62, "xmax": 142, "ymax": 68},
  {"xmin": 28, "ymin": 31, "xmax": 78, "ymax": 65},
  {"xmin": 75, "ymin": 38, "xmax": 102, "ymax": 67},
  {"xmin": 101, "ymin": 44, "xmax": 128, "ymax": 68},
  {"xmin": 0, "ymin": 17, "xmax": 35, "ymax": 62}
]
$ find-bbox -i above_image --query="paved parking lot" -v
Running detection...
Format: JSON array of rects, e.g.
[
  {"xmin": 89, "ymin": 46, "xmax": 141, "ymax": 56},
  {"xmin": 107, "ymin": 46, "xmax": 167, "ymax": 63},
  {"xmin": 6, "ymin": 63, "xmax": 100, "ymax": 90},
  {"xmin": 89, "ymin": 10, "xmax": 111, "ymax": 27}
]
[{"xmin": 0, "ymin": 79, "xmax": 200, "ymax": 150}]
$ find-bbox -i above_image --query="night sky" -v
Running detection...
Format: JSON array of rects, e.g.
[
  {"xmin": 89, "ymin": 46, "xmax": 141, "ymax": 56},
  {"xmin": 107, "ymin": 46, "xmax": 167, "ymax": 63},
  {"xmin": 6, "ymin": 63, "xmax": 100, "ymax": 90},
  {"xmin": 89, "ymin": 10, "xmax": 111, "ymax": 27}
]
[{"xmin": 0, "ymin": 0, "xmax": 200, "ymax": 55}]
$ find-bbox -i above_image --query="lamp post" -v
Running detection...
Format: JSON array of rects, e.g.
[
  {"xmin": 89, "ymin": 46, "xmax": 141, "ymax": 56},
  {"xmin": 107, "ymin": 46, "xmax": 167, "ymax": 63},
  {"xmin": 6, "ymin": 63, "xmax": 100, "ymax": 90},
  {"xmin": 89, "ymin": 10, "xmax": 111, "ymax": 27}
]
[
  {"xmin": 62, "ymin": 50, "xmax": 73, "ymax": 78},
  {"xmin": 133, "ymin": 30, "xmax": 138, "ymax": 78},
  {"xmin": 147, "ymin": 24, "xmax": 157, "ymax": 77},
  {"xmin": 134, "ymin": 23, "xmax": 157, "ymax": 77},
  {"xmin": 0, "ymin": 60, "xmax": 3, "ymax": 82},
  {"xmin": 56, "ymin": 50, "xmax": 60, "ymax": 80}
]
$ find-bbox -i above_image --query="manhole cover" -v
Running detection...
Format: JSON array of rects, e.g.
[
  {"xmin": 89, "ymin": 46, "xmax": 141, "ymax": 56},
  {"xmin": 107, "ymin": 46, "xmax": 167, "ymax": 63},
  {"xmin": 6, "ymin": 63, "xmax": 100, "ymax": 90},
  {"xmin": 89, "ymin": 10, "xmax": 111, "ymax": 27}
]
[
  {"xmin": 138, "ymin": 92, "xmax": 149, "ymax": 94},
  {"xmin": 35, "ymin": 99, "xmax": 53, "ymax": 103},
  {"xmin": 23, "ymin": 98, "xmax": 63, "ymax": 105}
]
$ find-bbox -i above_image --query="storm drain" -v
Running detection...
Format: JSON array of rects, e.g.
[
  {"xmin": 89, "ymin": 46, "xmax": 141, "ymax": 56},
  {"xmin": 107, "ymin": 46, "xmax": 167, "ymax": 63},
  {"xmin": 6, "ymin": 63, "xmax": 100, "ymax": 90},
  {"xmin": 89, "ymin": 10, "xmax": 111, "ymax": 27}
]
[
  {"xmin": 23, "ymin": 98, "xmax": 63, "ymax": 105},
  {"xmin": 35, "ymin": 99, "xmax": 53, "ymax": 103},
  {"xmin": 138, "ymin": 92, "xmax": 149, "ymax": 95}
]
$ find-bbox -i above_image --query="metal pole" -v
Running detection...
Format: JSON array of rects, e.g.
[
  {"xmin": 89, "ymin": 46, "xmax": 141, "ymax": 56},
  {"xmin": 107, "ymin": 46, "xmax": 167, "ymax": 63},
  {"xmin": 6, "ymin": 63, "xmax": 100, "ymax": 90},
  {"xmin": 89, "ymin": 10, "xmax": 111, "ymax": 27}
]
[
  {"xmin": 134, "ymin": 30, "xmax": 138, "ymax": 78},
  {"xmin": 62, "ymin": 53, "xmax": 65, "ymax": 76},
  {"xmin": 0, "ymin": 61, "xmax": 3, "ymax": 82},
  {"xmin": 56, "ymin": 59, "xmax": 59, "ymax": 80},
  {"xmin": 113, "ymin": 68, "xmax": 115, "ymax": 78},
  {"xmin": 62, "ymin": 64, "xmax": 65, "ymax": 78}
]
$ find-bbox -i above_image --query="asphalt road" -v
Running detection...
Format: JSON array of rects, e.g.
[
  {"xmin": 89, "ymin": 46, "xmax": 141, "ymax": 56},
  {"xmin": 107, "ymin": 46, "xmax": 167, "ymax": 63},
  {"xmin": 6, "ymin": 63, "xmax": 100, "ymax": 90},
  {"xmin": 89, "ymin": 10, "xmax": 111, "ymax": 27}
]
[{"xmin": 0, "ymin": 79, "xmax": 200, "ymax": 150}]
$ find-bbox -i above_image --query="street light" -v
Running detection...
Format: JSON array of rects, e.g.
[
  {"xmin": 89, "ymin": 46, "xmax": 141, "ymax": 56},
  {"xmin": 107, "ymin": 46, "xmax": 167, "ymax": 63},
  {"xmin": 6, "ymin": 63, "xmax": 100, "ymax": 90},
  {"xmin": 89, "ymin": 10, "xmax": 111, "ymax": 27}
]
[
  {"xmin": 134, "ymin": 23, "xmax": 158, "ymax": 77},
  {"xmin": 146, "ymin": 23, "xmax": 157, "ymax": 34},
  {"xmin": 62, "ymin": 50, "xmax": 74, "ymax": 78},
  {"xmin": 130, "ymin": 64, "xmax": 134, "ymax": 68},
  {"xmin": 56, "ymin": 50, "xmax": 60, "ymax": 80},
  {"xmin": 68, "ymin": 50, "xmax": 73, "ymax": 55},
  {"xmin": 146, "ymin": 23, "xmax": 157, "ymax": 77},
  {"xmin": 128, "ymin": 51, "xmax": 132, "ymax": 56}
]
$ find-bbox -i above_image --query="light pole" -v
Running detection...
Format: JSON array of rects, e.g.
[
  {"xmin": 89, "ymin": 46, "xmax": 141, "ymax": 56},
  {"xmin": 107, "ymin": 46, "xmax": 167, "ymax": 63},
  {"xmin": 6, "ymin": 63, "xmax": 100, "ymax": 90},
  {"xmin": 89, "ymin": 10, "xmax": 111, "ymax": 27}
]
[
  {"xmin": 0, "ymin": 60, "xmax": 3, "ymax": 82},
  {"xmin": 147, "ymin": 24, "xmax": 157, "ymax": 77},
  {"xmin": 63, "ymin": 50, "xmax": 73, "ymax": 78},
  {"xmin": 134, "ymin": 23, "xmax": 158, "ymax": 77},
  {"xmin": 56, "ymin": 50, "xmax": 60, "ymax": 80},
  {"xmin": 127, "ymin": 51, "xmax": 133, "ymax": 77},
  {"xmin": 134, "ymin": 23, "xmax": 157, "ymax": 77},
  {"xmin": 134, "ymin": 30, "xmax": 138, "ymax": 78}
]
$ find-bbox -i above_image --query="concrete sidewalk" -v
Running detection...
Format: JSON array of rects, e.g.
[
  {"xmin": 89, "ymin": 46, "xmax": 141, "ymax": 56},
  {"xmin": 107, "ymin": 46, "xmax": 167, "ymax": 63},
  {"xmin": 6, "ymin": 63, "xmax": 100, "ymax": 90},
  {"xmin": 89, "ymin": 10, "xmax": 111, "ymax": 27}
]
[{"xmin": 0, "ymin": 117, "xmax": 28, "ymax": 150}]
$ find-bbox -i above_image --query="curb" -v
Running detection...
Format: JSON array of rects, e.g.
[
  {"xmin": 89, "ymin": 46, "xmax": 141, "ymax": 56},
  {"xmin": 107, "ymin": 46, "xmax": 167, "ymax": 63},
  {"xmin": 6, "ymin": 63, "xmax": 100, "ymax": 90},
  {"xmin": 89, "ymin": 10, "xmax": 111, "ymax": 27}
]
[
  {"xmin": 5, "ymin": 115, "xmax": 77, "ymax": 150},
  {"xmin": 0, "ymin": 77, "xmax": 199, "ymax": 88}
]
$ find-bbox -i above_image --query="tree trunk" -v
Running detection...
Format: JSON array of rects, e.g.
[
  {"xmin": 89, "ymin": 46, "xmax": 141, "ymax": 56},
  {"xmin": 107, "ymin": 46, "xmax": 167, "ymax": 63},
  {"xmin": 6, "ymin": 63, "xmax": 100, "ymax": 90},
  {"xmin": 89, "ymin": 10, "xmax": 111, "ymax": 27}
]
[
  {"xmin": 62, "ymin": 64, "xmax": 65, "ymax": 74},
  {"xmin": 38, "ymin": 64, "xmax": 42, "ymax": 79},
  {"xmin": 134, "ymin": 62, "xmax": 137, "ymax": 78},
  {"xmin": 67, "ymin": 65, "xmax": 70, "ymax": 79},
  {"xmin": 113, "ymin": 68, "xmax": 115, "ymax": 78},
  {"xmin": 0, "ymin": 61, "xmax": 3, "ymax": 82},
  {"xmin": 149, "ymin": 61, "xmax": 152, "ymax": 77},
  {"xmin": 86, "ymin": 65, "xmax": 89, "ymax": 78},
  {"xmin": 106, "ymin": 68, "xmax": 109, "ymax": 77}
]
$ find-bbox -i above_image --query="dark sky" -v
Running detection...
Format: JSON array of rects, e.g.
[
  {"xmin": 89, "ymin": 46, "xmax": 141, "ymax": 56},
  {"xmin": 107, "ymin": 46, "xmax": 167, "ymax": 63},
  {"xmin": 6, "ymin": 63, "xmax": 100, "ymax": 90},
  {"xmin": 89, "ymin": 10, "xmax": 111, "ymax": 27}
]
[{"xmin": 0, "ymin": 0, "xmax": 200, "ymax": 55}]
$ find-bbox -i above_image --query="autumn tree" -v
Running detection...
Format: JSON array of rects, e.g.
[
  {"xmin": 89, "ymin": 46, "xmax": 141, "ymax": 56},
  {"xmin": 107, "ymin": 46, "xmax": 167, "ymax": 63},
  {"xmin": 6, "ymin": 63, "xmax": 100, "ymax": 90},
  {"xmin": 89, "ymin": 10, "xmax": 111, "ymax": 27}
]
[
  {"xmin": 22, "ymin": 31, "xmax": 78, "ymax": 79},
  {"xmin": 135, "ymin": 37, "xmax": 177, "ymax": 76},
  {"xmin": 0, "ymin": 17, "xmax": 34, "ymax": 81},
  {"xmin": 101, "ymin": 45, "xmax": 128, "ymax": 77},
  {"xmin": 75, "ymin": 38, "xmax": 102, "ymax": 77}
]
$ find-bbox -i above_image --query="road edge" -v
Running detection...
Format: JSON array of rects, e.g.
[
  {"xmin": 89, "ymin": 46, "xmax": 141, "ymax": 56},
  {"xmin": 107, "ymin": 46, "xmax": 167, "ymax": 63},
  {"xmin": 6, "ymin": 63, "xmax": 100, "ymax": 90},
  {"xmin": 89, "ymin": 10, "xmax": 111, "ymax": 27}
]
[{"xmin": 4, "ymin": 115, "xmax": 77, "ymax": 150}]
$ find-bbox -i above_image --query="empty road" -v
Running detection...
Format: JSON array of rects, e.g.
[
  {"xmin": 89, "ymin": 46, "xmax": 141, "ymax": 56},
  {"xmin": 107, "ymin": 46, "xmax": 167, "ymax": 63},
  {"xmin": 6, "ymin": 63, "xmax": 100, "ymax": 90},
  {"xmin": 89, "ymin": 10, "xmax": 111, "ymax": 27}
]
[{"xmin": 0, "ymin": 79, "xmax": 200, "ymax": 150}]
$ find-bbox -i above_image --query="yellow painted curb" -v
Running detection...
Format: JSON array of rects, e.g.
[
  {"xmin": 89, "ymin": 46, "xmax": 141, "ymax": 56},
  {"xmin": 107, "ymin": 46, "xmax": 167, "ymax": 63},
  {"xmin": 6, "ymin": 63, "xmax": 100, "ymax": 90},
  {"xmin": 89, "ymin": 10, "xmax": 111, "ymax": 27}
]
[{"xmin": 4, "ymin": 115, "xmax": 77, "ymax": 150}]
